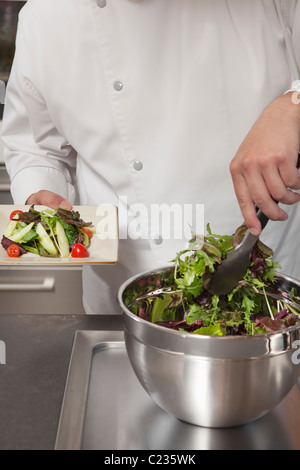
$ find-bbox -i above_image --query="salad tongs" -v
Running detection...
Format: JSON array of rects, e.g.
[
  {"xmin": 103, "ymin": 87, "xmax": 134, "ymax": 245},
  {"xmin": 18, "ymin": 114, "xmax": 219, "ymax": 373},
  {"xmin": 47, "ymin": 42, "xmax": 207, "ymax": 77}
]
[
  {"xmin": 210, "ymin": 152, "xmax": 300, "ymax": 296},
  {"xmin": 209, "ymin": 209, "xmax": 268, "ymax": 295}
]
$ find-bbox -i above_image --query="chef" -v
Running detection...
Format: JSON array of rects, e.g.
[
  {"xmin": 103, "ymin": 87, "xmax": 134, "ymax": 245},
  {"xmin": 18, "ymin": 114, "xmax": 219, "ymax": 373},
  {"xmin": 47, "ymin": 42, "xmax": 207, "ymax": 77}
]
[{"xmin": 1, "ymin": 0, "xmax": 300, "ymax": 314}]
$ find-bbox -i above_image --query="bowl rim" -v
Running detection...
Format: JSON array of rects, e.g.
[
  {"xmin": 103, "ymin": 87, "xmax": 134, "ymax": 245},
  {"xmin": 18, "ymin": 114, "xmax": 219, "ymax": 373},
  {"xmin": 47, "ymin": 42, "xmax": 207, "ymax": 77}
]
[{"xmin": 117, "ymin": 265, "xmax": 300, "ymax": 356}]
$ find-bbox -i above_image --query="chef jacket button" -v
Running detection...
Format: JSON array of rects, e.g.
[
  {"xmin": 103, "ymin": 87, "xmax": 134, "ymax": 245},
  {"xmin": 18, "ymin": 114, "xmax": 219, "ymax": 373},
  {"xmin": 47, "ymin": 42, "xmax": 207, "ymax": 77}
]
[
  {"xmin": 152, "ymin": 235, "xmax": 163, "ymax": 245},
  {"xmin": 114, "ymin": 81, "xmax": 123, "ymax": 91},
  {"xmin": 97, "ymin": 0, "xmax": 107, "ymax": 7},
  {"xmin": 133, "ymin": 160, "xmax": 143, "ymax": 171}
]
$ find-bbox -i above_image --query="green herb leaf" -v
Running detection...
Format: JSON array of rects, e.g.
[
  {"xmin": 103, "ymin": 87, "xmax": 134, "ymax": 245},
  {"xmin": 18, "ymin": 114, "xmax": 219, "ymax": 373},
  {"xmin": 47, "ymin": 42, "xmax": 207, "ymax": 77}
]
[{"xmin": 193, "ymin": 323, "xmax": 224, "ymax": 336}]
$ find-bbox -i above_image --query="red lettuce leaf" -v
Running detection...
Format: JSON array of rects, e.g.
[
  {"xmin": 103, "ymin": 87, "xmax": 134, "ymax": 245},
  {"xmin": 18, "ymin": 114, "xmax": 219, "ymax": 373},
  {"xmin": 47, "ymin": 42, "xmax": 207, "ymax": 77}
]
[
  {"xmin": 56, "ymin": 208, "xmax": 92, "ymax": 228},
  {"xmin": 1, "ymin": 236, "xmax": 28, "ymax": 255}
]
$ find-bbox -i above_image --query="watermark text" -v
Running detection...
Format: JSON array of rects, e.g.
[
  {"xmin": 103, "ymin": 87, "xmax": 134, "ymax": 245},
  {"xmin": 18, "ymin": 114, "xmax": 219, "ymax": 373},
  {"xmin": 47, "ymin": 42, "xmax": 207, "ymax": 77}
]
[
  {"xmin": 0, "ymin": 340, "xmax": 6, "ymax": 365},
  {"xmin": 95, "ymin": 198, "xmax": 205, "ymax": 242},
  {"xmin": 292, "ymin": 340, "xmax": 300, "ymax": 365},
  {"xmin": 0, "ymin": 80, "xmax": 5, "ymax": 105}
]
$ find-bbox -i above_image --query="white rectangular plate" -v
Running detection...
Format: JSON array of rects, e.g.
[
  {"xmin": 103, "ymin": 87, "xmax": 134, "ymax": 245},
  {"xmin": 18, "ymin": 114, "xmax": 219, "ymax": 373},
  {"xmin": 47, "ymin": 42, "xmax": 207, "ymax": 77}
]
[{"xmin": 0, "ymin": 205, "xmax": 119, "ymax": 265}]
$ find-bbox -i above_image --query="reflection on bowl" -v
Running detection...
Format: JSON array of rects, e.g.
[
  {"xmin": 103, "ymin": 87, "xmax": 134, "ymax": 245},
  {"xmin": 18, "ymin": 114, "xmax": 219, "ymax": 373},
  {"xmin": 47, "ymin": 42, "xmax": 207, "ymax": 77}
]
[{"xmin": 118, "ymin": 266, "xmax": 300, "ymax": 428}]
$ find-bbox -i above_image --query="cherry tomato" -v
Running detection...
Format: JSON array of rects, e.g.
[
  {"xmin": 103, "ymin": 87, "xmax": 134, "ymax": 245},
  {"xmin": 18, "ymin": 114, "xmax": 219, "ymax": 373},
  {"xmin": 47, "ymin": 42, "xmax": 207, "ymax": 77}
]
[
  {"xmin": 71, "ymin": 243, "xmax": 89, "ymax": 258},
  {"xmin": 7, "ymin": 244, "xmax": 21, "ymax": 258},
  {"xmin": 10, "ymin": 210, "xmax": 23, "ymax": 220},
  {"xmin": 81, "ymin": 228, "xmax": 93, "ymax": 239}
]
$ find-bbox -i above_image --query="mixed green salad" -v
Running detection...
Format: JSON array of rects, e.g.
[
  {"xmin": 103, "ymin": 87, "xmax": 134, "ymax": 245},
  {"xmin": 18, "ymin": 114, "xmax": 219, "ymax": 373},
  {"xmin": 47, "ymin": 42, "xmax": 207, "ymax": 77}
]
[
  {"xmin": 125, "ymin": 224, "xmax": 300, "ymax": 336},
  {"xmin": 1, "ymin": 206, "xmax": 94, "ymax": 258}
]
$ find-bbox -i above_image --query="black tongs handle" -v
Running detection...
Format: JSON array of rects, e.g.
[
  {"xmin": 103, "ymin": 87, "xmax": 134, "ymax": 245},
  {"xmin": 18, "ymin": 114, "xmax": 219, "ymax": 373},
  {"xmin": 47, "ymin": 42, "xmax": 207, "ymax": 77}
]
[{"xmin": 256, "ymin": 151, "xmax": 300, "ymax": 232}]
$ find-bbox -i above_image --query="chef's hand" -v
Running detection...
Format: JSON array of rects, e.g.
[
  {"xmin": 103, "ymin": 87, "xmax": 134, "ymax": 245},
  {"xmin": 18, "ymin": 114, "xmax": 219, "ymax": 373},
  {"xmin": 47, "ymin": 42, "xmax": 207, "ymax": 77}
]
[
  {"xmin": 26, "ymin": 190, "xmax": 72, "ymax": 210},
  {"xmin": 230, "ymin": 92, "xmax": 300, "ymax": 236}
]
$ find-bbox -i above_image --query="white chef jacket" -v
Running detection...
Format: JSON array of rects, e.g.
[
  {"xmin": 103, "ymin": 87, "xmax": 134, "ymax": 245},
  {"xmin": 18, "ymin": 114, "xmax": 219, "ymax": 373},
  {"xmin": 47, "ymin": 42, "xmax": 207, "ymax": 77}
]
[{"xmin": 2, "ymin": 0, "xmax": 300, "ymax": 314}]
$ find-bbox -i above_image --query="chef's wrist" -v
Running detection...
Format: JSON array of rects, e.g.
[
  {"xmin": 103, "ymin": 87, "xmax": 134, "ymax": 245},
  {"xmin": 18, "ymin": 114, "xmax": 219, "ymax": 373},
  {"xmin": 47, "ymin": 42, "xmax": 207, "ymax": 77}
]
[
  {"xmin": 261, "ymin": 92, "xmax": 300, "ymax": 123},
  {"xmin": 272, "ymin": 90, "xmax": 300, "ymax": 123}
]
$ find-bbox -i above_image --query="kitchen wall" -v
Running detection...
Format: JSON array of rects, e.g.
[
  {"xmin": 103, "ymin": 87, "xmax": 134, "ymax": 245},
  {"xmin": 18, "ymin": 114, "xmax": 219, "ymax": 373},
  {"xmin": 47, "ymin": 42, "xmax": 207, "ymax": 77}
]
[{"xmin": 0, "ymin": 0, "xmax": 25, "ymax": 163}]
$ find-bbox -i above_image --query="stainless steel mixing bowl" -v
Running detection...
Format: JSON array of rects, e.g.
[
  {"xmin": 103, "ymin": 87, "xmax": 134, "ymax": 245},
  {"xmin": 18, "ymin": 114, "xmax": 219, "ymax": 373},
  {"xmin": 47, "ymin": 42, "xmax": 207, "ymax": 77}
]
[{"xmin": 118, "ymin": 266, "xmax": 300, "ymax": 428}]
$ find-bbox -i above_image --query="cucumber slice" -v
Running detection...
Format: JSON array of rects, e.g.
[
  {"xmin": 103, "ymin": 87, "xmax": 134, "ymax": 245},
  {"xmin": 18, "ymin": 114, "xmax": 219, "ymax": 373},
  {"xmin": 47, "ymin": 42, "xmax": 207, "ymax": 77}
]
[
  {"xmin": 56, "ymin": 220, "xmax": 70, "ymax": 257},
  {"xmin": 36, "ymin": 222, "xmax": 57, "ymax": 256},
  {"xmin": 80, "ymin": 229, "xmax": 90, "ymax": 248},
  {"xmin": 9, "ymin": 222, "xmax": 35, "ymax": 243},
  {"xmin": 4, "ymin": 220, "xmax": 18, "ymax": 238},
  {"xmin": 4, "ymin": 212, "xmax": 21, "ymax": 238}
]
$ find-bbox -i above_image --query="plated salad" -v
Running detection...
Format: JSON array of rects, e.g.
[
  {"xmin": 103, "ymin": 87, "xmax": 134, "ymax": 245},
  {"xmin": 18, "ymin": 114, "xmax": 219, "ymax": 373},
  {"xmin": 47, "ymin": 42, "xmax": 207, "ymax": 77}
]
[
  {"xmin": 1, "ymin": 206, "xmax": 94, "ymax": 258},
  {"xmin": 125, "ymin": 224, "xmax": 300, "ymax": 336}
]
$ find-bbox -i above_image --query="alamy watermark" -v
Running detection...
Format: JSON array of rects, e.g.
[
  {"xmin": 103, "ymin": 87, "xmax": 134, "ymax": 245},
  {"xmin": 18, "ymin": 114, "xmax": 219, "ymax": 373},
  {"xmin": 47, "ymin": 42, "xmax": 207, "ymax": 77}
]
[
  {"xmin": 95, "ymin": 198, "xmax": 205, "ymax": 242},
  {"xmin": 0, "ymin": 340, "xmax": 6, "ymax": 365},
  {"xmin": 292, "ymin": 340, "xmax": 300, "ymax": 365},
  {"xmin": 289, "ymin": 80, "xmax": 300, "ymax": 105},
  {"xmin": 292, "ymin": 92, "xmax": 300, "ymax": 105},
  {"xmin": 0, "ymin": 80, "xmax": 6, "ymax": 105}
]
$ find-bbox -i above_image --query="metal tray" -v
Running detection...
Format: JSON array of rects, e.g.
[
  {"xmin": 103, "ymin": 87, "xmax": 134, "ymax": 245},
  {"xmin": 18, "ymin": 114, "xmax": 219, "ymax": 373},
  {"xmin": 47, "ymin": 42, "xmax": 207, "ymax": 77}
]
[{"xmin": 55, "ymin": 330, "xmax": 300, "ymax": 450}]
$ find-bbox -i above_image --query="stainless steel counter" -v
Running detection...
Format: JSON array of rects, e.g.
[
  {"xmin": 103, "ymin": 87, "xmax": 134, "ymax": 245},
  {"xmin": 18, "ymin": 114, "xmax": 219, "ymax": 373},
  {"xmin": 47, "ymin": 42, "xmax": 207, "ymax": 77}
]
[
  {"xmin": 0, "ymin": 314, "xmax": 299, "ymax": 450},
  {"xmin": 0, "ymin": 314, "xmax": 123, "ymax": 450}
]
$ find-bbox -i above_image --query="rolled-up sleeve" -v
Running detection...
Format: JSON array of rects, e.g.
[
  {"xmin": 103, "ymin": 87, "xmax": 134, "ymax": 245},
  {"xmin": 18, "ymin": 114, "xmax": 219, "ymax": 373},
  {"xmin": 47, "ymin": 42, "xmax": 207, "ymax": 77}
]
[{"xmin": 0, "ymin": 7, "xmax": 77, "ymax": 204}]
